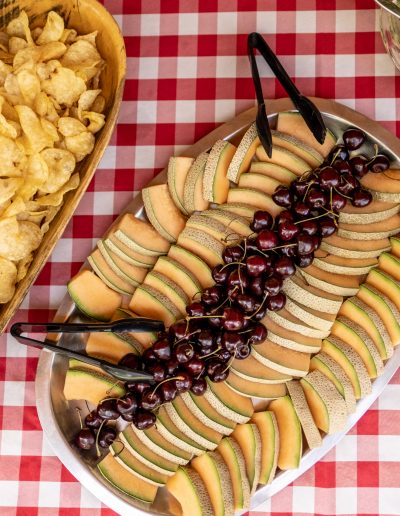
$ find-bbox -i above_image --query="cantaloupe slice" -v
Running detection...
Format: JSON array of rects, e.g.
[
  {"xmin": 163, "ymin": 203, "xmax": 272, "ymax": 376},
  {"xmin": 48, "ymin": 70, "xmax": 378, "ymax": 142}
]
[
  {"xmin": 104, "ymin": 234, "xmax": 157, "ymax": 268},
  {"xmin": 339, "ymin": 200, "xmax": 400, "ymax": 225},
  {"xmin": 86, "ymin": 331, "xmax": 141, "ymax": 363},
  {"xmin": 97, "ymin": 240, "xmax": 147, "ymax": 286},
  {"xmin": 218, "ymin": 202, "xmax": 258, "ymax": 219},
  {"xmin": 238, "ymin": 173, "xmax": 282, "ymax": 196},
  {"xmin": 111, "ymin": 213, "xmax": 170, "ymax": 256},
  {"xmin": 168, "ymin": 245, "xmax": 213, "ymax": 289},
  {"xmin": 322, "ymin": 336, "xmax": 372, "ymax": 399},
  {"xmin": 284, "ymin": 296, "xmax": 336, "ymax": 332},
  {"xmin": 231, "ymin": 423, "xmax": 261, "ymax": 494},
  {"xmin": 152, "ymin": 255, "xmax": 201, "ymax": 299},
  {"xmin": 390, "ymin": 236, "xmax": 400, "ymax": 258},
  {"xmin": 186, "ymin": 213, "xmax": 230, "ymax": 244},
  {"xmin": 360, "ymin": 171, "xmax": 400, "ymax": 202},
  {"xmin": 204, "ymin": 378, "xmax": 254, "ymax": 424},
  {"xmin": 249, "ymin": 161, "xmax": 297, "ymax": 184},
  {"xmin": 338, "ymin": 213, "xmax": 400, "ymax": 241},
  {"xmin": 251, "ymin": 338, "xmax": 311, "ymax": 376},
  {"xmin": 67, "ymin": 269, "xmax": 121, "ymax": 321},
  {"xmin": 202, "ymin": 208, "xmax": 252, "ymax": 238},
  {"xmin": 299, "ymin": 265, "xmax": 364, "ymax": 297},
  {"xmin": 177, "ymin": 227, "xmax": 224, "ymax": 267},
  {"xmin": 310, "ymin": 352, "xmax": 356, "ymax": 415},
  {"xmin": 143, "ymin": 270, "xmax": 188, "ymax": 317},
  {"xmin": 276, "ymin": 111, "xmax": 336, "ymax": 157},
  {"xmin": 322, "ymin": 234, "xmax": 391, "ymax": 259},
  {"xmin": 111, "ymin": 308, "xmax": 157, "ymax": 350},
  {"xmin": 182, "ymin": 151, "xmax": 209, "ymax": 214},
  {"xmin": 98, "ymin": 453, "xmax": 158, "ymax": 504},
  {"xmin": 191, "ymin": 451, "xmax": 235, "ymax": 516},
  {"xmin": 271, "ymin": 130, "xmax": 324, "ymax": 167},
  {"xmin": 286, "ymin": 380, "xmax": 322, "ymax": 449},
  {"xmin": 367, "ymin": 268, "xmax": 400, "ymax": 313},
  {"xmin": 313, "ymin": 254, "xmax": 376, "ymax": 276},
  {"xmin": 261, "ymin": 315, "xmax": 322, "ymax": 353},
  {"xmin": 203, "ymin": 139, "xmax": 236, "ymax": 203},
  {"xmin": 383, "ymin": 169, "xmax": 400, "ymax": 180},
  {"xmin": 227, "ymin": 122, "xmax": 260, "ymax": 183},
  {"xmin": 268, "ymin": 395, "xmax": 302, "ymax": 470},
  {"xmin": 357, "ymin": 284, "xmax": 400, "ymax": 346},
  {"xmin": 129, "ymin": 284, "xmax": 180, "ymax": 326},
  {"xmin": 167, "ymin": 156, "xmax": 194, "ymax": 214},
  {"xmin": 140, "ymin": 425, "xmax": 192, "ymax": 465},
  {"xmin": 250, "ymin": 411, "xmax": 279, "ymax": 485},
  {"xmin": 157, "ymin": 407, "xmax": 205, "ymax": 456},
  {"xmin": 166, "ymin": 467, "xmax": 214, "ymax": 516},
  {"xmin": 217, "ymin": 437, "xmax": 251, "ymax": 509},
  {"xmin": 256, "ymin": 144, "xmax": 311, "ymax": 176},
  {"xmin": 339, "ymin": 297, "xmax": 393, "ymax": 360},
  {"xmin": 267, "ymin": 307, "xmax": 329, "ymax": 339},
  {"xmin": 231, "ymin": 354, "xmax": 292, "ymax": 384},
  {"xmin": 63, "ymin": 368, "xmax": 125, "ymax": 405},
  {"xmin": 180, "ymin": 392, "xmax": 234, "ymax": 436},
  {"xmin": 226, "ymin": 188, "xmax": 283, "ymax": 216},
  {"xmin": 142, "ymin": 184, "xmax": 187, "ymax": 243},
  {"xmin": 88, "ymin": 249, "xmax": 136, "ymax": 295},
  {"xmin": 300, "ymin": 370, "xmax": 348, "ymax": 435},
  {"xmin": 379, "ymin": 252, "xmax": 400, "ymax": 281},
  {"xmin": 225, "ymin": 372, "xmax": 287, "ymax": 399}
]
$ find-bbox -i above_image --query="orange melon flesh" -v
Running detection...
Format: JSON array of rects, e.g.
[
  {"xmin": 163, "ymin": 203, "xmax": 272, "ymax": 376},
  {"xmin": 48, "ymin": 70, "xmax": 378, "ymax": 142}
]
[
  {"xmin": 310, "ymin": 356, "xmax": 345, "ymax": 396},
  {"xmin": 111, "ymin": 309, "xmax": 157, "ymax": 350},
  {"xmin": 227, "ymin": 188, "xmax": 283, "ymax": 216},
  {"xmin": 324, "ymin": 234, "xmax": 390, "ymax": 251},
  {"xmin": 143, "ymin": 272, "xmax": 188, "ymax": 316},
  {"xmin": 63, "ymin": 369, "xmax": 125, "ymax": 405},
  {"xmin": 157, "ymin": 407, "xmax": 205, "ymax": 455},
  {"xmin": 143, "ymin": 426, "xmax": 193, "ymax": 463},
  {"xmin": 167, "ymin": 467, "xmax": 214, "ymax": 516},
  {"xmin": 218, "ymin": 202, "xmax": 258, "ymax": 219},
  {"xmin": 315, "ymin": 249, "xmax": 378, "ymax": 268},
  {"xmin": 268, "ymin": 395, "xmax": 302, "ymax": 470},
  {"xmin": 167, "ymin": 245, "xmax": 213, "ymax": 289},
  {"xmin": 361, "ymin": 170, "xmax": 400, "ymax": 193},
  {"xmin": 67, "ymin": 269, "xmax": 121, "ymax": 321},
  {"xmin": 342, "ymin": 198, "xmax": 398, "ymax": 215},
  {"xmin": 238, "ymin": 173, "xmax": 281, "ymax": 195},
  {"xmin": 256, "ymin": 145, "xmax": 310, "ymax": 176},
  {"xmin": 367, "ymin": 269, "xmax": 400, "ymax": 312},
  {"xmin": 186, "ymin": 214, "xmax": 228, "ymax": 242},
  {"xmin": 105, "ymin": 234, "xmax": 157, "ymax": 267},
  {"xmin": 301, "ymin": 265, "xmax": 364, "ymax": 289},
  {"xmin": 129, "ymin": 284, "xmax": 179, "ymax": 326},
  {"xmin": 276, "ymin": 111, "xmax": 336, "ymax": 157},
  {"xmin": 232, "ymin": 354, "xmax": 292, "ymax": 383},
  {"xmin": 142, "ymin": 184, "xmax": 187, "ymax": 243},
  {"xmin": 271, "ymin": 130, "xmax": 323, "ymax": 167},
  {"xmin": 261, "ymin": 316, "xmax": 322, "ymax": 353},
  {"xmin": 231, "ymin": 423, "xmax": 261, "ymax": 492},
  {"xmin": 250, "ymin": 411, "xmax": 279, "ymax": 484},
  {"xmin": 88, "ymin": 249, "xmax": 135, "ymax": 295},
  {"xmin": 177, "ymin": 230, "xmax": 223, "ymax": 268},
  {"xmin": 206, "ymin": 378, "xmax": 254, "ymax": 419},
  {"xmin": 249, "ymin": 161, "xmax": 297, "ymax": 184},
  {"xmin": 378, "ymin": 252, "xmax": 400, "ymax": 281},
  {"xmin": 225, "ymin": 372, "xmax": 287, "ymax": 399},
  {"xmin": 167, "ymin": 156, "xmax": 194, "ymax": 213},
  {"xmin": 86, "ymin": 332, "xmax": 140, "ymax": 363},
  {"xmin": 390, "ymin": 237, "xmax": 400, "ymax": 258},
  {"xmin": 251, "ymin": 338, "xmax": 311, "ymax": 376},
  {"xmin": 227, "ymin": 122, "xmax": 260, "ymax": 182},
  {"xmin": 299, "ymin": 378, "xmax": 330, "ymax": 433},
  {"xmin": 340, "ymin": 213, "xmax": 400, "ymax": 234},
  {"xmin": 204, "ymin": 140, "xmax": 236, "ymax": 203},
  {"xmin": 187, "ymin": 392, "xmax": 236, "ymax": 432},
  {"xmin": 98, "ymin": 453, "xmax": 158, "ymax": 504},
  {"xmin": 152, "ymin": 256, "xmax": 201, "ymax": 299},
  {"xmin": 217, "ymin": 437, "xmax": 250, "ymax": 510},
  {"xmin": 383, "ymin": 169, "xmax": 400, "ymax": 180},
  {"xmin": 99, "ymin": 243, "xmax": 147, "ymax": 285}
]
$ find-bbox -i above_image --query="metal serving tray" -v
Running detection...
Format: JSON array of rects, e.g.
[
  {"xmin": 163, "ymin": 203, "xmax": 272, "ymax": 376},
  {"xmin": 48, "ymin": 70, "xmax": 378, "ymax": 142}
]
[{"xmin": 35, "ymin": 97, "xmax": 400, "ymax": 515}]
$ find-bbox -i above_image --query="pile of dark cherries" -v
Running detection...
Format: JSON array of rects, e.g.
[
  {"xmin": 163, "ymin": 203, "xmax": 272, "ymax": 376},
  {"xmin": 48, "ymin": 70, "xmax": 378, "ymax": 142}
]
[{"xmin": 75, "ymin": 127, "xmax": 390, "ymax": 451}]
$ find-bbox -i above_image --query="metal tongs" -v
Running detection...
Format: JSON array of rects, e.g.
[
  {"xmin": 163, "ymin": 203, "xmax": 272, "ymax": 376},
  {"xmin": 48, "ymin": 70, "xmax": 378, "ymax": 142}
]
[
  {"xmin": 10, "ymin": 318, "xmax": 165, "ymax": 383},
  {"xmin": 247, "ymin": 32, "xmax": 327, "ymax": 158}
]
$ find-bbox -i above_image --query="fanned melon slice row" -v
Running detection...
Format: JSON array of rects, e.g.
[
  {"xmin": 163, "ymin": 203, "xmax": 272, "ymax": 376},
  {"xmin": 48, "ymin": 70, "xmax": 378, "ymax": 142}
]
[
  {"xmin": 218, "ymin": 202, "xmax": 258, "ymax": 219},
  {"xmin": 204, "ymin": 378, "xmax": 254, "ymax": 424},
  {"xmin": 167, "ymin": 245, "xmax": 213, "ymax": 289},
  {"xmin": 267, "ymin": 307, "xmax": 329, "ymax": 339},
  {"xmin": 226, "ymin": 188, "xmax": 283, "ymax": 216},
  {"xmin": 250, "ymin": 411, "xmax": 279, "ymax": 485},
  {"xmin": 167, "ymin": 156, "xmax": 194, "ymax": 214},
  {"xmin": 183, "ymin": 151, "xmax": 210, "ymax": 214},
  {"xmin": 177, "ymin": 228, "xmax": 224, "ymax": 268},
  {"xmin": 203, "ymin": 139, "xmax": 236, "ymax": 203},
  {"xmin": 88, "ymin": 249, "xmax": 135, "ymax": 295},
  {"xmin": 156, "ymin": 407, "xmax": 205, "ymax": 456},
  {"xmin": 271, "ymin": 130, "xmax": 324, "ymax": 167},
  {"xmin": 378, "ymin": 252, "xmax": 400, "ymax": 281},
  {"xmin": 152, "ymin": 255, "xmax": 202, "ymax": 300},
  {"xmin": 86, "ymin": 331, "xmax": 141, "ymax": 363},
  {"xmin": 227, "ymin": 122, "xmax": 260, "ymax": 183},
  {"xmin": 129, "ymin": 284, "xmax": 180, "ymax": 326},
  {"xmin": 231, "ymin": 353, "xmax": 292, "ymax": 384},
  {"xmin": 97, "ymin": 240, "xmax": 147, "ymax": 286},
  {"xmin": 390, "ymin": 236, "xmax": 400, "ymax": 258},
  {"xmin": 313, "ymin": 249, "xmax": 377, "ymax": 276},
  {"xmin": 338, "ymin": 213, "xmax": 400, "ymax": 240},
  {"xmin": 111, "ymin": 308, "xmax": 157, "ymax": 350},
  {"xmin": 261, "ymin": 315, "xmax": 322, "ymax": 353},
  {"xmin": 104, "ymin": 234, "xmax": 156, "ymax": 268},
  {"xmin": 249, "ymin": 161, "xmax": 297, "ymax": 184},
  {"xmin": 141, "ymin": 425, "xmax": 192, "ymax": 465},
  {"xmin": 186, "ymin": 213, "xmax": 231, "ymax": 244},
  {"xmin": 238, "ymin": 173, "xmax": 282, "ymax": 196},
  {"xmin": 251, "ymin": 337, "xmax": 311, "ymax": 376},
  {"xmin": 179, "ymin": 392, "xmax": 234, "ymax": 436},
  {"xmin": 339, "ymin": 200, "xmax": 400, "ymax": 225},
  {"xmin": 367, "ymin": 268, "xmax": 400, "ymax": 313},
  {"xmin": 225, "ymin": 372, "xmax": 287, "ymax": 399},
  {"xmin": 256, "ymin": 144, "xmax": 311, "ymax": 175},
  {"xmin": 166, "ymin": 467, "xmax": 214, "ymax": 516},
  {"xmin": 360, "ymin": 170, "xmax": 400, "ymax": 201},
  {"xmin": 284, "ymin": 296, "xmax": 336, "ymax": 332},
  {"xmin": 143, "ymin": 270, "xmax": 189, "ymax": 317},
  {"xmin": 299, "ymin": 265, "xmax": 363, "ymax": 297},
  {"xmin": 203, "ymin": 208, "xmax": 252, "ymax": 238},
  {"xmin": 231, "ymin": 423, "xmax": 261, "ymax": 494}
]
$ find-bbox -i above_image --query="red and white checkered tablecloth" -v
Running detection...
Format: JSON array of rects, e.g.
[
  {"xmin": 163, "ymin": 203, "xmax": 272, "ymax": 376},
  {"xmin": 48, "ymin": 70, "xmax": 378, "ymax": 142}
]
[{"xmin": 1, "ymin": 0, "xmax": 400, "ymax": 514}]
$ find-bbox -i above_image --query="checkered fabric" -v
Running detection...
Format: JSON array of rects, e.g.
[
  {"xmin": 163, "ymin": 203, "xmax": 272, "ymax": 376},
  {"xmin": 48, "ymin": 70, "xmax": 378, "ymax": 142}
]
[{"xmin": 0, "ymin": 0, "xmax": 399, "ymax": 514}]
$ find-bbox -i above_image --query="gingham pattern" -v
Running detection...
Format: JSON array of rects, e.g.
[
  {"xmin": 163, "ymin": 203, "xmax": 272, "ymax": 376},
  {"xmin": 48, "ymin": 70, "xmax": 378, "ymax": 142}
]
[{"xmin": 0, "ymin": 0, "xmax": 399, "ymax": 514}]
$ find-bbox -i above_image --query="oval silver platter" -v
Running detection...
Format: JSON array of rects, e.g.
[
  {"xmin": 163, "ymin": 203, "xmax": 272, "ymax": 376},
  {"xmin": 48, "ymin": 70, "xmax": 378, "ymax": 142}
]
[{"xmin": 35, "ymin": 97, "xmax": 400, "ymax": 515}]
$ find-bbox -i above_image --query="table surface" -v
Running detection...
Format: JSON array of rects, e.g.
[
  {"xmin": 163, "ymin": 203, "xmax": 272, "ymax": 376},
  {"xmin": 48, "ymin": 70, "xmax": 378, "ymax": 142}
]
[{"xmin": 1, "ymin": 0, "xmax": 400, "ymax": 515}]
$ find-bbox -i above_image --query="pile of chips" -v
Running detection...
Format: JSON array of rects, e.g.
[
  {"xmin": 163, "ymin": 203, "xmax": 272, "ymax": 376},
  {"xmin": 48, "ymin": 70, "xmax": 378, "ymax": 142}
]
[{"xmin": 0, "ymin": 10, "xmax": 106, "ymax": 303}]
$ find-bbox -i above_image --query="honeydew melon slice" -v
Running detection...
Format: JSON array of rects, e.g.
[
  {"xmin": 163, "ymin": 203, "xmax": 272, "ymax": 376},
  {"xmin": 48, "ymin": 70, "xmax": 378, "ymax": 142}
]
[
  {"xmin": 251, "ymin": 338, "xmax": 311, "ymax": 376},
  {"xmin": 367, "ymin": 268, "xmax": 400, "ymax": 313},
  {"xmin": 379, "ymin": 252, "xmax": 400, "ymax": 281},
  {"xmin": 167, "ymin": 245, "xmax": 213, "ymax": 289},
  {"xmin": 143, "ymin": 270, "xmax": 189, "ymax": 316},
  {"xmin": 111, "ymin": 214, "xmax": 170, "ymax": 257},
  {"xmin": 67, "ymin": 269, "xmax": 121, "ymax": 321},
  {"xmin": 191, "ymin": 451, "xmax": 235, "ymax": 516},
  {"xmin": 97, "ymin": 240, "xmax": 147, "ymax": 286},
  {"xmin": 261, "ymin": 315, "xmax": 322, "ymax": 353},
  {"xmin": 357, "ymin": 284, "xmax": 400, "ymax": 346},
  {"xmin": 128, "ymin": 284, "xmax": 180, "ymax": 326},
  {"xmin": 179, "ymin": 392, "xmax": 234, "ymax": 435},
  {"xmin": 300, "ymin": 370, "xmax": 348, "ymax": 434},
  {"xmin": 63, "ymin": 368, "xmax": 125, "ymax": 405},
  {"xmin": 203, "ymin": 139, "xmax": 236, "ymax": 203},
  {"xmin": 271, "ymin": 130, "xmax": 324, "ymax": 167},
  {"xmin": 276, "ymin": 111, "xmax": 336, "ymax": 157},
  {"xmin": 86, "ymin": 331, "xmax": 141, "ymax": 363},
  {"xmin": 249, "ymin": 161, "xmax": 297, "ymax": 184},
  {"xmin": 121, "ymin": 426, "xmax": 179, "ymax": 475},
  {"xmin": 225, "ymin": 372, "xmax": 287, "ymax": 399},
  {"xmin": 313, "ymin": 250, "xmax": 377, "ymax": 276},
  {"xmin": 299, "ymin": 265, "xmax": 363, "ymax": 297},
  {"xmin": 231, "ymin": 354, "xmax": 292, "ymax": 384},
  {"xmin": 226, "ymin": 188, "xmax": 283, "ymax": 216},
  {"xmin": 231, "ymin": 423, "xmax": 261, "ymax": 494},
  {"xmin": 322, "ymin": 336, "xmax": 372, "ymax": 399},
  {"xmin": 177, "ymin": 227, "xmax": 224, "ymax": 267},
  {"xmin": 98, "ymin": 453, "xmax": 158, "ymax": 505},
  {"xmin": 284, "ymin": 296, "xmax": 336, "ymax": 332},
  {"xmin": 339, "ymin": 200, "xmax": 400, "ymax": 225},
  {"xmin": 218, "ymin": 202, "xmax": 258, "ymax": 219},
  {"xmin": 186, "ymin": 213, "xmax": 230, "ymax": 244},
  {"xmin": 141, "ymin": 425, "xmax": 193, "ymax": 465},
  {"xmin": 166, "ymin": 467, "xmax": 214, "ymax": 516},
  {"xmin": 204, "ymin": 377, "xmax": 254, "ymax": 423},
  {"xmin": 104, "ymin": 234, "xmax": 156, "ymax": 268},
  {"xmin": 142, "ymin": 184, "xmax": 187, "ymax": 243},
  {"xmin": 183, "ymin": 151, "xmax": 209, "ymax": 214},
  {"xmin": 339, "ymin": 297, "xmax": 393, "ymax": 360},
  {"xmin": 338, "ymin": 213, "xmax": 400, "ymax": 240},
  {"xmin": 390, "ymin": 236, "xmax": 400, "ymax": 258},
  {"xmin": 250, "ymin": 411, "xmax": 279, "ymax": 485},
  {"xmin": 167, "ymin": 156, "xmax": 194, "ymax": 214},
  {"xmin": 167, "ymin": 397, "xmax": 223, "ymax": 450},
  {"xmin": 202, "ymin": 209, "xmax": 252, "ymax": 238},
  {"xmin": 360, "ymin": 171, "xmax": 400, "ymax": 202},
  {"xmin": 238, "ymin": 173, "xmax": 281, "ymax": 196},
  {"xmin": 321, "ymin": 234, "xmax": 391, "ymax": 259},
  {"xmin": 283, "ymin": 274, "xmax": 343, "ymax": 315},
  {"xmin": 111, "ymin": 308, "xmax": 157, "ymax": 350},
  {"xmin": 217, "ymin": 437, "xmax": 251, "ymax": 509},
  {"xmin": 152, "ymin": 255, "xmax": 201, "ymax": 299},
  {"xmin": 255, "ymin": 144, "xmax": 311, "ymax": 176},
  {"xmin": 227, "ymin": 122, "xmax": 259, "ymax": 183},
  {"xmin": 157, "ymin": 407, "xmax": 205, "ymax": 456},
  {"xmin": 286, "ymin": 380, "xmax": 322, "ymax": 449},
  {"xmin": 88, "ymin": 249, "xmax": 135, "ymax": 295},
  {"xmin": 268, "ymin": 395, "xmax": 302, "ymax": 470},
  {"xmin": 310, "ymin": 352, "xmax": 357, "ymax": 415},
  {"xmin": 267, "ymin": 307, "xmax": 329, "ymax": 339},
  {"xmin": 110, "ymin": 442, "xmax": 169, "ymax": 487}
]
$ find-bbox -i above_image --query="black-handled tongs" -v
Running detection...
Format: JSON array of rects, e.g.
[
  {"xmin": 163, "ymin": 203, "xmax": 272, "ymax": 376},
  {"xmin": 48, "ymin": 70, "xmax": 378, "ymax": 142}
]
[
  {"xmin": 10, "ymin": 318, "xmax": 165, "ymax": 383},
  {"xmin": 247, "ymin": 32, "xmax": 327, "ymax": 158}
]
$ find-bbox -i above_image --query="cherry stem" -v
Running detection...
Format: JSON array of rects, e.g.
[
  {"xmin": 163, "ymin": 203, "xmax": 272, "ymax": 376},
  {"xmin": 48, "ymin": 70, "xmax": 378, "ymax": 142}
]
[
  {"xmin": 222, "ymin": 355, "xmax": 235, "ymax": 374},
  {"xmin": 246, "ymin": 292, "xmax": 268, "ymax": 319},
  {"xmin": 151, "ymin": 375, "xmax": 185, "ymax": 396},
  {"xmin": 294, "ymin": 212, "xmax": 329, "ymax": 224},
  {"xmin": 211, "ymin": 292, "xmax": 233, "ymax": 313},
  {"xmin": 106, "ymin": 381, "xmax": 122, "ymax": 395},
  {"xmin": 333, "ymin": 187, "xmax": 352, "ymax": 200},
  {"xmin": 302, "ymin": 179, "xmax": 316, "ymax": 202},
  {"xmin": 200, "ymin": 347, "xmax": 222, "ymax": 360},
  {"xmin": 75, "ymin": 407, "xmax": 84, "ymax": 430},
  {"xmin": 173, "ymin": 328, "xmax": 200, "ymax": 346},
  {"xmin": 96, "ymin": 419, "xmax": 107, "ymax": 458},
  {"xmin": 238, "ymin": 264, "xmax": 244, "ymax": 294},
  {"xmin": 220, "ymin": 261, "xmax": 245, "ymax": 271},
  {"xmin": 112, "ymin": 439, "xmax": 125, "ymax": 459}
]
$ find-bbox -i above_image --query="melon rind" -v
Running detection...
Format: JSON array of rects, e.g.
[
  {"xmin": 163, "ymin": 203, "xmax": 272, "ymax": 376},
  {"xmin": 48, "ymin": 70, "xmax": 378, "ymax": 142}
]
[
  {"xmin": 339, "ymin": 202, "xmax": 400, "ymax": 224},
  {"xmin": 299, "ymin": 267, "xmax": 361, "ymax": 297},
  {"xmin": 203, "ymin": 139, "xmax": 235, "ymax": 203},
  {"xmin": 284, "ymin": 297, "xmax": 335, "ymax": 332},
  {"xmin": 283, "ymin": 275, "xmax": 342, "ymax": 314},
  {"xmin": 167, "ymin": 156, "xmax": 194, "ymax": 214},
  {"xmin": 183, "ymin": 151, "xmax": 209, "ymax": 214},
  {"xmin": 267, "ymin": 308, "xmax": 329, "ymax": 339},
  {"xmin": 217, "ymin": 437, "xmax": 251, "ymax": 509},
  {"xmin": 250, "ymin": 411, "xmax": 279, "ymax": 485},
  {"xmin": 166, "ymin": 467, "xmax": 214, "ymax": 516},
  {"xmin": 271, "ymin": 129, "xmax": 324, "ymax": 167},
  {"xmin": 227, "ymin": 122, "xmax": 260, "ymax": 183},
  {"xmin": 255, "ymin": 144, "xmax": 311, "ymax": 175},
  {"xmin": 179, "ymin": 392, "xmax": 234, "ymax": 435}
]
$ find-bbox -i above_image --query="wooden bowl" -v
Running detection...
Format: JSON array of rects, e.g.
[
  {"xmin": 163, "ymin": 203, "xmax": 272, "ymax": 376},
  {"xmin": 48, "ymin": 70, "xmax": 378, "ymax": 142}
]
[{"xmin": 0, "ymin": 0, "xmax": 126, "ymax": 332}]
